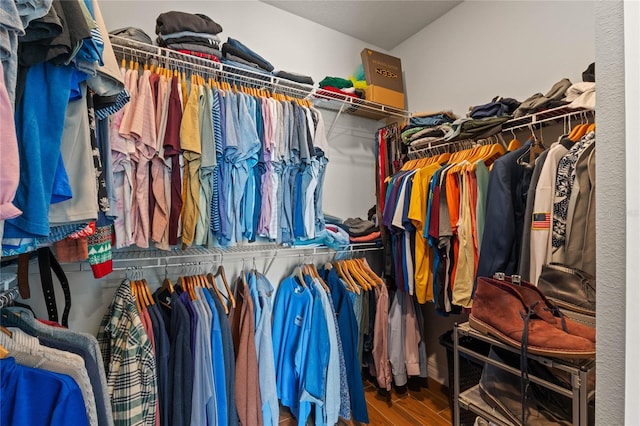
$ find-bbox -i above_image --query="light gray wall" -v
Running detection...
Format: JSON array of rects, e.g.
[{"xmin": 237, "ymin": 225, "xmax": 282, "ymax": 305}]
[
  {"xmin": 99, "ymin": 0, "xmax": 389, "ymax": 85},
  {"xmin": 624, "ymin": 1, "xmax": 640, "ymax": 422},
  {"xmin": 391, "ymin": 1, "xmax": 596, "ymax": 116},
  {"xmin": 595, "ymin": 1, "xmax": 626, "ymax": 424},
  {"xmin": 390, "ymin": 0, "xmax": 599, "ymax": 385}
]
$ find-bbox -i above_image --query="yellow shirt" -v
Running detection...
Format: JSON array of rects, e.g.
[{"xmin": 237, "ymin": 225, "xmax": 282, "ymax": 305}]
[
  {"xmin": 179, "ymin": 82, "xmax": 202, "ymax": 247},
  {"xmin": 408, "ymin": 163, "xmax": 440, "ymax": 304}
]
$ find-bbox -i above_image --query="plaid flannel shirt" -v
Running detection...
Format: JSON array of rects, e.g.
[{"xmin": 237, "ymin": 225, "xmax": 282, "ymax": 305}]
[{"xmin": 98, "ymin": 280, "xmax": 157, "ymax": 426}]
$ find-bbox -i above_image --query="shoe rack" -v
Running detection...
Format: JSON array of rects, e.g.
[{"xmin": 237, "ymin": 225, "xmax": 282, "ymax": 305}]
[{"xmin": 452, "ymin": 322, "xmax": 595, "ymax": 426}]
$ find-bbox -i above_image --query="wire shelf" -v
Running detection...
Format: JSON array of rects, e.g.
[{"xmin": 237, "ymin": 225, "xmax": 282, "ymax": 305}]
[
  {"xmin": 502, "ymin": 105, "xmax": 593, "ymax": 130},
  {"xmin": 109, "ymin": 36, "xmax": 409, "ymax": 120},
  {"xmin": 406, "ymin": 105, "xmax": 594, "ymax": 157}
]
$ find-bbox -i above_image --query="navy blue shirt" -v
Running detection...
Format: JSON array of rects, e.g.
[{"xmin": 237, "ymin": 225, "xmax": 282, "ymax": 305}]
[{"xmin": 323, "ymin": 268, "xmax": 369, "ymax": 423}]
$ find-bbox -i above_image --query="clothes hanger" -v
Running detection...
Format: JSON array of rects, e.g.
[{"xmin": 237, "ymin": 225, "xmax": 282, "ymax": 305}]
[
  {"xmin": 355, "ymin": 258, "xmax": 382, "ymax": 287},
  {"xmin": 0, "ymin": 325, "xmax": 13, "ymax": 338},
  {"xmin": 0, "ymin": 343, "xmax": 8, "ymax": 358},
  {"xmin": 214, "ymin": 265, "xmax": 236, "ymax": 308},
  {"xmin": 349, "ymin": 258, "xmax": 374, "ymax": 290},
  {"xmin": 160, "ymin": 264, "xmax": 174, "ymax": 294},
  {"xmin": 206, "ymin": 268, "xmax": 229, "ymax": 314},
  {"xmin": 335, "ymin": 260, "xmax": 358, "ymax": 294}
]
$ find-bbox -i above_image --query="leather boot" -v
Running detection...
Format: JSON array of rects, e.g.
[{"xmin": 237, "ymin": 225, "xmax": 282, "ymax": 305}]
[
  {"xmin": 470, "ymin": 277, "xmax": 595, "ymax": 358},
  {"xmin": 490, "ymin": 275, "xmax": 595, "ymax": 343},
  {"xmin": 537, "ymin": 263, "xmax": 596, "ymax": 316},
  {"xmin": 479, "ymin": 347, "xmax": 572, "ymax": 425}
]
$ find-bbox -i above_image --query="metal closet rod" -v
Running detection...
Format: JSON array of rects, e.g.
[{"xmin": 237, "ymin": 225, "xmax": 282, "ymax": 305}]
[{"xmin": 111, "ymin": 244, "xmax": 382, "ymax": 272}]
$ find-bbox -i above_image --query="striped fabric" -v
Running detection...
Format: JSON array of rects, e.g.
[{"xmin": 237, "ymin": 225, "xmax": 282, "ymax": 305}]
[
  {"xmin": 210, "ymin": 89, "xmax": 223, "ymax": 235},
  {"xmin": 95, "ymin": 89, "xmax": 130, "ymax": 121}
]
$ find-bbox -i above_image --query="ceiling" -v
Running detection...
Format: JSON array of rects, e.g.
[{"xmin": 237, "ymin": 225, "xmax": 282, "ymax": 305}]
[{"xmin": 261, "ymin": 1, "xmax": 462, "ymax": 51}]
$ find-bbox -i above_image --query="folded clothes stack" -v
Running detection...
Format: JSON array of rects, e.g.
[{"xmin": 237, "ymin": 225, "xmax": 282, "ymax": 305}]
[
  {"xmin": 317, "ymin": 76, "xmax": 365, "ymax": 99},
  {"xmin": 221, "ymin": 37, "xmax": 274, "ymax": 73},
  {"xmin": 513, "ymin": 78, "xmax": 572, "ymax": 118},
  {"xmin": 443, "ymin": 116, "xmax": 509, "ymax": 142},
  {"xmin": 468, "ymin": 96, "xmax": 521, "ymax": 119},
  {"xmin": 401, "ymin": 111, "xmax": 457, "ymax": 146},
  {"xmin": 323, "ymin": 214, "xmax": 380, "ymax": 243},
  {"xmin": 155, "ymin": 11, "xmax": 223, "ymax": 62},
  {"xmin": 273, "ymin": 70, "xmax": 314, "ymax": 86}
]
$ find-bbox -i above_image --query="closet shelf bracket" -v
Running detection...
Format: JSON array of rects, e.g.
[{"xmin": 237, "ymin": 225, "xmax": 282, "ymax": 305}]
[{"xmin": 326, "ymin": 102, "xmax": 346, "ymax": 139}]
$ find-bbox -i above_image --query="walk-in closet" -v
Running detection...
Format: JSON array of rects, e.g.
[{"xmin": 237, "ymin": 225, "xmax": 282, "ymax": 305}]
[{"xmin": 0, "ymin": 1, "xmax": 636, "ymax": 425}]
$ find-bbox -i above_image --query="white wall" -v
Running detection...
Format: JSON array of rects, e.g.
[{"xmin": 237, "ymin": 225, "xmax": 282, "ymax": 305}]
[
  {"xmin": 624, "ymin": 1, "xmax": 640, "ymax": 422},
  {"xmin": 16, "ymin": 0, "xmax": 386, "ymax": 336},
  {"xmin": 392, "ymin": 1, "xmax": 596, "ymax": 116},
  {"xmin": 99, "ymin": 0, "xmax": 387, "ymax": 85}
]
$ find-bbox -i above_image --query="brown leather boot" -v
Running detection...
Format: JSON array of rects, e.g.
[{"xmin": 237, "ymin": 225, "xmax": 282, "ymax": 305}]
[
  {"xmin": 470, "ymin": 277, "xmax": 595, "ymax": 358},
  {"xmin": 489, "ymin": 275, "xmax": 595, "ymax": 344}
]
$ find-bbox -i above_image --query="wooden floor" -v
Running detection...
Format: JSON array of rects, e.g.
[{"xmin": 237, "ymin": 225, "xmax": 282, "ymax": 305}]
[{"xmin": 279, "ymin": 377, "xmax": 452, "ymax": 426}]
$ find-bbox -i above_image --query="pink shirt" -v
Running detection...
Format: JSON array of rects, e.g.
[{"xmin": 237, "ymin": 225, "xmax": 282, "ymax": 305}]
[
  {"xmin": 130, "ymin": 70, "xmax": 158, "ymax": 248},
  {"xmin": 0, "ymin": 61, "xmax": 21, "ymax": 220}
]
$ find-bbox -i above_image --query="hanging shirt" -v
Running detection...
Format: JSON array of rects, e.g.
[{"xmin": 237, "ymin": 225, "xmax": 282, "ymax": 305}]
[
  {"xmin": 528, "ymin": 142, "xmax": 569, "ymax": 285},
  {"xmin": 475, "ymin": 141, "xmax": 533, "ymax": 291},
  {"xmin": 151, "ymin": 74, "xmax": 171, "ymax": 250},
  {"xmin": 0, "ymin": 61, "xmax": 21, "ymax": 221},
  {"xmin": 0, "ymin": 357, "xmax": 90, "ymax": 426},
  {"xmin": 232, "ymin": 277, "xmax": 263, "ymax": 426},
  {"xmin": 163, "ymin": 77, "xmax": 183, "ymax": 246},
  {"xmin": 201, "ymin": 288, "xmax": 229, "ymax": 426},
  {"xmin": 195, "ymin": 85, "xmax": 215, "ymax": 247},
  {"xmin": 97, "ymin": 280, "xmax": 157, "ymax": 426},
  {"xmin": 272, "ymin": 275, "xmax": 313, "ymax": 421},
  {"xmin": 179, "ymin": 81, "xmax": 202, "ymax": 247},
  {"xmin": 372, "ymin": 282, "xmax": 391, "ymax": 391},
  {"xmin": 408, "ymin": 163, "xmax": 440, "ymax": 303},
  {"xmin": 298, "ymin": 275, "xmax": 330, "ymax": 426},
  {"xmin": 0, "ymin": 327, "xmax": 98, "ymax": 426},
  {"xmin": 48, "ymin": 83, "xmax": 99, "ymax": 226},
  {"xmin": 323, "ymin": 268, "xmax": 369, "ymax": 424},
  {"xmin": 247, "ymin": 271, "xmax": 279, "ymax": 426},
  {"xmin": 551, "ymin": 132, "xmax": 595, "ymax": 261},
  {"xmin": 4, "ymin": 62, "xmax": 74, "ymax": 239},
  {"xmin": 130, "ymin": 69, "xmax": 158, "ymax": 248},
  {"xmin": 146, "ymin": 305, "xmax": 170, "ymax": 426},
  {"xmin": 310, "ymin": 277, "xmax": 341, "ymax": 426},
  {"xmin": 191, "ymin": 288, "xmax": 216, "ymax": 426},
  {"xmin": 453, "ymin": 164, "xmax": 475, "ymax": 308},
  {"xmin": 153, "ymin": 289, "xmax": 193, "ymax": 426}
]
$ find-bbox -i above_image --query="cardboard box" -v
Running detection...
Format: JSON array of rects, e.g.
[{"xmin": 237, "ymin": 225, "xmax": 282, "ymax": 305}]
[
  {"xmin": 360, "ymin": 48, "xmax": 405, "ymax": 108},
  {"xmin": 365, "ymin": 84, "xmax": 405, "ymax": 109}
]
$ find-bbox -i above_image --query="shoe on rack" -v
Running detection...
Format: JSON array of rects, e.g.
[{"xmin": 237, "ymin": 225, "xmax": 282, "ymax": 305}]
[
  {"xmin": 470, "ymin": 277, "xmax": 595, "ymax": 359},
  {"xmin": 537, "ymin": 263, "xmax": 596, "ymax": 316},
  {"xmin": 490, "ymin": 274, "xmax": 595, "ymax": 343},
  {"xmin": 479, "ymin": 347, "xmax": 572, "ymax": 426}
]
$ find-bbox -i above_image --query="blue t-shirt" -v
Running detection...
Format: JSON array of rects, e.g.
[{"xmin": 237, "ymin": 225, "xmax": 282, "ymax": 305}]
[
  {"xmin": 1, "ymin": 357, "xmax": 90, "ymax": 426},
  {"xmin": 271, "ymin": 275, "xmax": 313, "ymax": 422}
]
